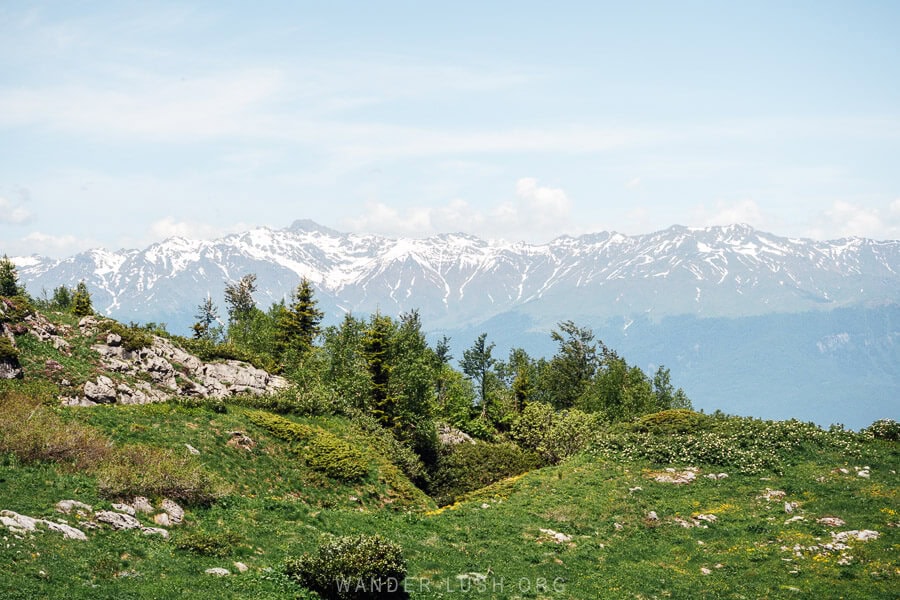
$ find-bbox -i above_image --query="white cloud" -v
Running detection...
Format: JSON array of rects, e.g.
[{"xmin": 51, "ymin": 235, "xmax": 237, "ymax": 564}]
[
  {"xmin": 0, "ymin": 196, "xmax": 30, "ymax": 224},
  {"xmin": 148, "ymin": 217, "xmax": 253, "ymax": 242},
  {"xmin": 808, "ymin": 200, "xmax": 900, "ymax": 239},
  {"xmin": 346, "ymin": 178, "xmax": 572, "ymax": 242},
  {"xmin": 693, "ymin": 199, "xmax": 767, "ymax": 229},
  {"xmin": 18, "ymin": 231, "xmax": 94, "ymax": 257},
  {"xmin": 626, "ymin": 177, "xmax": 642, "ymax": 189}
]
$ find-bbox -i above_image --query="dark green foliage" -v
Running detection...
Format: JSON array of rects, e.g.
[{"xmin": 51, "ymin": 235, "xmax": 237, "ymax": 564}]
[
  {"xmin": 275, "ymin": 277, "xmax": 324, "ymax": 357},
  {"xmin": 175, "ymin": 529, "xmax": 245, "ymax": 557},
  {"xmin": 651, "ymin": 366, "xmax": 692, "ymax": 410},
  {"xmin": 70, "ymin": 280, "xmax": 93, "ymax": 316},
  {"xmin": 540, "ymin": 320, "xmax": 599, "ymax": 409},
  {"xmin": 351, "ymin": 414, "xmax": 426, "ymax": 482},
  {"xmin": 363, "ymin": 313, "xmax": 394, "ymax": 428},
  {"xmin": 283, "ymin": 534, "xmax": 407, "ymax": 599},
  {"xmin": 246, "ymin": 410, "xmax": 368, "ymax": 480},
  {"xmin": 631, "ymin": 409, "xmax": 711, "ymax": 435},
  {"xmin": 428, "ymin": 440, "xmax": 541, "ymax": 505},
  {"xmin": 0, "ymin": 255, "xmax": 21, "ymax": 297},
  {"xmin": 51, "ymin": 285, "xmax": 72, "ymax": 310}
]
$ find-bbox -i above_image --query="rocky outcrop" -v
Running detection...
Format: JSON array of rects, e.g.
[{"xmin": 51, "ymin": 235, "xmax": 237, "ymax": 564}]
[
  {"xmin": 0, "ymin": 510, "xmax": 87, "ymax": 541},
  {"xmin": 84, "ymin": 335, "xmax": 288, "ymax": 405}
]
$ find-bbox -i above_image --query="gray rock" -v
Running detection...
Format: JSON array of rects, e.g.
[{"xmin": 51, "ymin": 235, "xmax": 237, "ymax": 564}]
[
  {"xmin": 233, "ymin": 562, "xmax": 249, "ymax": 573},
  {"xmin": 205, "ymin": 568, "xmax": 230, "ymax": 576},
  {"xmin": 84, "ymin": 376, "xmax": 118, "ymax": 403},
  {"xmin": 111, "ymin": 503, "xmax": 136, "ymax": 516},
  {"xmin": 55, "ymin": 500, "xmax": 93, "ymax": 516},
  {"xmin": 106, "ymin": 332, "xmax": 122, "ymax": 346},
  {"xmin": 185, "ymin": 444, "xmax": 200, "ymax": 456},
  {"xmin": 95, "ymin": 510, "xmax": 141, "ymax": 530},
  {"xmin": 0, "ymin": 358, "xmax": 23, "ymax": 380},
  {"xmin": 161, "ymin": 499, "xmax": 184, "ymax": 524},
  {"xmin": 132, "ymin": 497, "xmax": 154, "ymax": 514},
  {"xmin": 153, "ymin": 513, "xmax": 171, "ymax": 527},
  {"xmin": 141, "ymin": 527, "xmax": 170, "ymax": 538},
  {"xmin": 0, "ymin": 510, "xmax": 87, "ymax": 541}
]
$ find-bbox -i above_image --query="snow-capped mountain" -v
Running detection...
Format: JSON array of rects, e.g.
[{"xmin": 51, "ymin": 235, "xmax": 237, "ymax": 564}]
[
  {"xmin": 15, "ymin": 220, "xmax": 900, "ymax": 332},
  {"xmin": 12, "ymin": 220, "xmax": 900, "ymax": 428}
]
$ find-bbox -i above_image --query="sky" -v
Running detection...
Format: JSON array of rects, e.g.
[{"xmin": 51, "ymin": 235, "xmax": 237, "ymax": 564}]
[{"xmin": 2, "ymin": 1, "xmax": 900, "ymax": 258}]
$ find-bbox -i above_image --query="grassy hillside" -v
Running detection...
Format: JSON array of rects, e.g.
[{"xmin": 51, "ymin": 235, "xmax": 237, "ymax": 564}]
[{"xmin": 0, "ymin": 302, "xmax": 897, "ymax": 599}]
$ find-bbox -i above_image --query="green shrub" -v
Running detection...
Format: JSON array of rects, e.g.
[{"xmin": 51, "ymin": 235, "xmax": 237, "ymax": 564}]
[
  {"xmin": 427, "ymin": 440, "xmax": 541, "ymax": 506},
  {"xmin": 175, "ymin": 529, "xmax": 245, "ymax": 557},
  {"xmin": 96, "ymin": 444, "xmax": 223, "ymax": 505},
  {"xmin": 510, "ymin": 402, "xmax": 599, "ymax": 464},
  {"xmin": 0, "ymin": 391, "xmax": 113, "ymax": 469},
  {"xmin": 352, "ymin": 414, "xmax": 425, "ymax": 482},
  {"xmin": 283, "ymin": 534, "xmax": 407, "ymax": 599},
  {"xmin": 631, "ymin": 409, "xmax": 712, "ymax": 435},
  {"xmin": 102, "ymin": 321, "xmax": 154, "ymax": 352},
  {"xmin": 862, "ymin": 418, "xmax": 900, "ymax": 441},
  {"xmin": 174, "ymin": 337, "xmax": 277, "ymax": 373},
  {"xmin": 0, "ymin": 296, "xmax": 33, "ymax": 325},
  {"xmin": 246, "ymin": 410, "xmax": 369, "ymax": 481},
  {"xmin": 591, "ymin": 414, "xmax": 869, "ymax": 475},
  {"xmin": 0, "ymin": 335, "xmax": 19, "ymax": 362}
]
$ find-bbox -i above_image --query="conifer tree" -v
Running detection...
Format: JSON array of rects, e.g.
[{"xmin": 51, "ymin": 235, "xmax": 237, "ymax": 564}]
[
  {"xmin": 0, "ymin": 255, "xmax": 20, "ymax": 297},
  {"xmin": 275, "ymin": 277, "xmax": 324, "ymax": 356},
  {"xmin": 192, "ymin": 295, "xmax": 222, "ymax": 342},
  {"xmin": 71, "ymin": 281, "xmax": 93, "ymax": 317},
  {"xmin": 364, "ymin": 313, "xmax": 395, "ymax": 428}
]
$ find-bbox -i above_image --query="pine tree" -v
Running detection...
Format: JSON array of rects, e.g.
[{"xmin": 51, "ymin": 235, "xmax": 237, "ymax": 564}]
[
  {"xmin": 192, "ymin": 295, "xmax": 222, "ymax": 342},
  {"xmin": 364, "ymin": 313, "xmax": 395, "ymax": 428},
  {"xmin": 275, "ymin": 277, "xmax": 324, "ymax": 356},
  {"xmin": 0, "ymin": 255, "xmax": 20, "ymax": 297},
  {"xmin": 71, "ymin": 281, "xmax": 93, "ymax": 317}
]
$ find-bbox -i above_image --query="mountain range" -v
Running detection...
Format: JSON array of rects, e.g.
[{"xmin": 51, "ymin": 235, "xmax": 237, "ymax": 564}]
[{"xmin": 14, "ymin": 220, "xmax": 900, "ymax": 428}]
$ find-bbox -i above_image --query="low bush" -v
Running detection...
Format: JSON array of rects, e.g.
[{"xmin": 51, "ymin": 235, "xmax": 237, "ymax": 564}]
[
  {"xmin": 174, "ymin": 337, "xmax": 277, "ymax": 373},
  {"xmin": 631, "ymin": 409, "xmax": 712, "ymax": 435},
  {"xmin": 0, "ymin": 390, "xmax": 113, "ymax": 469},
  {"xmin": 591, "ymin": 414, "xmax": 870, "ymax": 475},
  {"xmin": 0, "ymin": 296, "xmax": 32, "ymax": 325},
  {"xmin": 861, "ymin": 418, "xmax": 900, "ymax": 441},
  {"xmin": 246, "ymin": 410, "xmax": 369, "ymax": 481},
  {"xmin": 352, "ymin": 414, "xmax": 426, "ymax": 482},
  {"xmin": 427, "ymin": 440, "xmax": 541, "ymax": 506},
  {"xmin": 175, "ymin": 529, "xmax": 245, "ymax": 557},
  {"xmin": 283, "ymin": 534, "xmax": 407, "ymax": 599},
  {"xmin": 0, "ymin": 335, "xmax": 19, "ymax": 362},
  {"xmin": 510, "ymin": 402, "xmax": 600, "ymax": 464},
  {"xmin": 101, "ymin": 321, "xmax": 155, "ymax": 352},
  {"xmin": 96, "ymin": 444, "xmax": 223, "ymax": 505}
]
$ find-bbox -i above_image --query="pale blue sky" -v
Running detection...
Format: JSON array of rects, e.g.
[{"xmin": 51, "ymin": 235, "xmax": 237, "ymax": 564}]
[{"xmin": 2, "ymin": 1, "xmax": 899, "ymax": 257}]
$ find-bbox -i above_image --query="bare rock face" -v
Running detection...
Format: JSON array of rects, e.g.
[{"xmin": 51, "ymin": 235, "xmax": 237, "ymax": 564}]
[
  {"xmin": 84, "ymin": 376, "xmax": 118, "ymax": 404},
  {"xmin": 0, "ymin": 357, "xmax": 23, "ymax": 380},
  {"xmin": 84, "ymin": 333, "xmax": 288, "ymax": 406}
]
